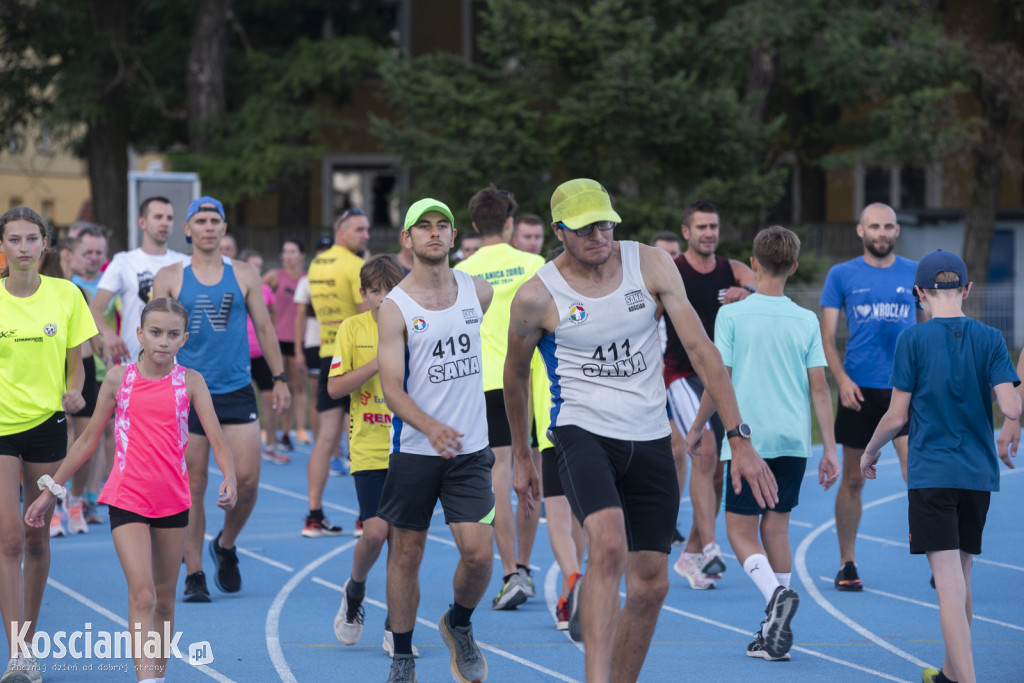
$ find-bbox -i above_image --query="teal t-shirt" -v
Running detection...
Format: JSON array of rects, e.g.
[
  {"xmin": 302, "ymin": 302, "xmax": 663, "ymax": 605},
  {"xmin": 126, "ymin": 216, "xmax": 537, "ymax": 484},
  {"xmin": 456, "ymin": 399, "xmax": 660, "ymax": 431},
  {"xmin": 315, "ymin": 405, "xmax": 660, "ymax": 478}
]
[{"xmin": 716, "ymin": 294, "xmax": 826, "ymax": 461}]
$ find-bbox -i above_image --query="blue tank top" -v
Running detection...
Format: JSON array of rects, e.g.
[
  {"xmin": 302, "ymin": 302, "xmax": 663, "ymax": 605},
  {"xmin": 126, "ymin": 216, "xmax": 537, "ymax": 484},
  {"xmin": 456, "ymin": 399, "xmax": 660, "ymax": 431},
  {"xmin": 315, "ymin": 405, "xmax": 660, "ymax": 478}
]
[{"xmin": 176, "ymin": 260, "xmax": 252, "ymax": 394}]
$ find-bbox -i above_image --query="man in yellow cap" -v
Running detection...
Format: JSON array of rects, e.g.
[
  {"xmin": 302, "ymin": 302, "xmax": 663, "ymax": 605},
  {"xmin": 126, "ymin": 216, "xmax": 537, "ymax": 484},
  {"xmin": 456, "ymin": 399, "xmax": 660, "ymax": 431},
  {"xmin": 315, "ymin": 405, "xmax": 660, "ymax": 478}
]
[{"xmin": 504, "ymin": 178, "xmax": 778, "ymax": 683}]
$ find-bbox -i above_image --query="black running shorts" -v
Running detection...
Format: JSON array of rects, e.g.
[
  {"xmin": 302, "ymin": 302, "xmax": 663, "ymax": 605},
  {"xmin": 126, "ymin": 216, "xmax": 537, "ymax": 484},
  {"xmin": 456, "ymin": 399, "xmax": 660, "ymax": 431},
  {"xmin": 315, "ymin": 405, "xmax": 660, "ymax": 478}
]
[
  {"xmin": 188, "ymin": 384, "xmax": 259, "ymax": 435},
  {"xmin": 485, "ymin": 389, "xmax": 512, "ymax": 448},
  {"xmin": 834, "ymin": 387, "xmax": 910, "ymax": 449},
  {"xmin": 377, "ymin": 449, "xmax": 496, "ymax": 530},
  {"xmin": 108, "ymin": 505, "xmax": 189, "ymax": 531},
  {"xmin": 0, "ymin": 412, "xmax": 67, "ymax": 464},
  {"xmin": 316, "ymin": 356, "xmax": 350, "ymax": 413},
  {"xmin": 353, "ymin": 469, "xmax": 388, "ymax": 521},
  {"xmin": 908, "ymin": 487, "xmax": 990, "ymax": 555},
  {"xmin": 548, "ymin": 424, "xmax": 678, "ymax": 553},
  {"xmin": 541, "ymin": 447, "xmax": 563, "ymax": 498},
  {"xmin": 725, "ymin": 456, "xmax": 807, "ymax": 515},
  {"xmin": 70, "ymin": 356, "xmax": 98, "ymax": 419}
]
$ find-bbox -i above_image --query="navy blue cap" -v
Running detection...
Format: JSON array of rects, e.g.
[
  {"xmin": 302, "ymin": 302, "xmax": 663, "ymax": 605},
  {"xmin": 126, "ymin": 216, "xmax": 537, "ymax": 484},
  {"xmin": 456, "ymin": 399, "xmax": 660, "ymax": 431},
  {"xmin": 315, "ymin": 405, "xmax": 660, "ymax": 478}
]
[
  {"xmin": 914, "ymin": 249, "xmax": 968, "ymax": 290},
  {"xmin": 185, "ymin": 196, "xmax": 225, "ymax": 223}
]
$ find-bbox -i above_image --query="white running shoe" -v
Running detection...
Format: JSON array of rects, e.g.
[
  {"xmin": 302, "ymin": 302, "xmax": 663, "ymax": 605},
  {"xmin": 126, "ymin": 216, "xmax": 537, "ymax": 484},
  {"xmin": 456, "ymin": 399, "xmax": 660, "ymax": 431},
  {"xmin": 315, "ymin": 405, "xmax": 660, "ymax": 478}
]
[
  {"xmin": 333, "ymin": 579, "xmax": 364, "ymax": 645},
  {"xmin": 700, "ymin": 542, "xmax": 726, "ymax": 575},
  {"xmin": 67, "ymin": 501, "xmax": 88, "ymax": 535},
  {"xmin": 673, "ymin": 551, "xmax": 716, "ymax": 590},
  {"xmin": 49, "ymin": 511, "xmax": 66, "ymax": 538}
]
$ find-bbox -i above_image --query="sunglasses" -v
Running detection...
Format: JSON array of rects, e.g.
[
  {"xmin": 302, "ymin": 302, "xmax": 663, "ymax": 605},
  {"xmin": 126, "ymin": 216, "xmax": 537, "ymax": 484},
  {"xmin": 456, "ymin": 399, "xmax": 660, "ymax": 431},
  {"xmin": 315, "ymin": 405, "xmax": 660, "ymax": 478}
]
[
  {"xmin": 338, "ymin": 207, "xmax": 367, "ymax": 222},
  {"xmin": 557, "ymin": 221, "xmax": 616, "ymax": 238}
]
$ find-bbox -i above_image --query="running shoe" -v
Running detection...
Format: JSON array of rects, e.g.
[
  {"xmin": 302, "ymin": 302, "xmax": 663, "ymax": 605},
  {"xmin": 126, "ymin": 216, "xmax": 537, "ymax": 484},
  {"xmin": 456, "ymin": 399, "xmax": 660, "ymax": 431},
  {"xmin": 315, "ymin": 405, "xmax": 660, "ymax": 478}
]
[
  {"xmin": 438, "ymin": 608, "xmax": 487, "ymax": 683},
  {"xmin": 354, "ymin": 518, "xmax": 364, "ymax": 538},
  {"xmin": 1, "ymin": 653, "xmax": 42, "ymax": 683},
  {"xmin": 834, "ymin": 561, "xmax": 863, "ymax": 591},
  {"xmin": 922, "ymin": 667, "xmax": 940, "ymax": 683},
  {"xmin": 334, "ymin": 579, "xmax": 365, "ymax": 645},
  {"xmin": 261, "ymin": 445, "xmax": 291, "ymax": 465},
  {"xmin": 302, "ymin": 516, "xmax": 343, "ymax": 538},
  {"xmin": 699, "ymin": 541, "xmax": 726, "ymax": 576},
  {"xmin": 762, "ymin": 585, "xmax": 799, "ymax": 659},
  {"xmin": 183, "ymin": 571, "xmax": 211, "ymax": 603},
  {"xmin": 491, "ymin": 572, "xmax": 528, "ymax": 610},
  {"xmin": 83, "ymin": 500, "xmax": 102, "ymax": 525},
  {"xmin": 555, "ymin": 597, "xmax": 570, "ymax": 631},
  {"xmin": 566, "ymin": 572, "xmax": 583, "ymax": 643},
  {"xmin": 49, "ymin": 511, "xmax": 66, "ymax": 538},
  {"xmin": 277, "ymin": 432, "xmax": 294, "ymax": 451},
  {"xmin": 386, "ymin": 655, "xmax": 418, "ymax": 683},
  {"xmin": 208, "ymin": 531, "xmax": 241, "ymax": 593},
  {"xmin": 673, "ymin": 551, "xmax": 716, "ymax": 590},
  {"xmin": 671, "ymin": 528, "xmax": 686, "ymax": 546},
  {"xmin": 67, "ymin": 501, "xmax": 88, "ymax": 535},
  {"xmin": 382, "ymin": 622, "xmax": 420, "ymax": 658},
  {"xmin": 329, "ymin": 456, "xmax": 346, "ymax": 477},
  {"xmin": 296, "ymin": 428, "xmax": 312, "ymax": 445},
  {"xmin": 517, "ymin": 566, "xmax": 536, "ymax": 598},
  {"xmin": 746, "ymin": 630, "xmax": 791, "ymax": 661}
]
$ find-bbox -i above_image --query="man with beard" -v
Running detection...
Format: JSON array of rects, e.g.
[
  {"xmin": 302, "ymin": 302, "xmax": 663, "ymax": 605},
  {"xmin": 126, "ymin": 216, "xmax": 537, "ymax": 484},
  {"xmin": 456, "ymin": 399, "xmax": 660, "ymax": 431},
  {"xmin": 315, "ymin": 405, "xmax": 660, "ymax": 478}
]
[{"xmin": 820, "ymin": 202, "xmax": 916, "ymax": 592}]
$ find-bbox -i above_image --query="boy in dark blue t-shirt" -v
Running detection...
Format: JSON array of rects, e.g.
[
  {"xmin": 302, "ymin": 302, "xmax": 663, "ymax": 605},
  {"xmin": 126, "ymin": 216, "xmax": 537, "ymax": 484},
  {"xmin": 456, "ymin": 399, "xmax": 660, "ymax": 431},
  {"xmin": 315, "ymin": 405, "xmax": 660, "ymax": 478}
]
[{"xmin": 862, "ymin": 250, "xmax": 1020, "ymax": 683}]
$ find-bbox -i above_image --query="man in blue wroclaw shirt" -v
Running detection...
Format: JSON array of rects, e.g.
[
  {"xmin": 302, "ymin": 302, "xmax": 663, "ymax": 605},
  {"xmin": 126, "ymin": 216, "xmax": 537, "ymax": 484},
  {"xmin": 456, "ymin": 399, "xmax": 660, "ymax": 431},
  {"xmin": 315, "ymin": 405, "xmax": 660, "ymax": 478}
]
[{"xmin": 820, "ymin": 202, "xmax": 917, "ymax": 592}]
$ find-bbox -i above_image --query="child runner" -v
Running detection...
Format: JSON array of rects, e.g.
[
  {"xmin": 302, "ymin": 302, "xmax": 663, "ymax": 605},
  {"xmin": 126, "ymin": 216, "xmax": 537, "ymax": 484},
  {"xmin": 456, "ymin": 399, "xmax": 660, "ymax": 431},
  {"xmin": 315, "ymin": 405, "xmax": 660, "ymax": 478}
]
[
  {"xmin": 862, "ymin": 250, "xmax": 1020, "ymax": 683},
  {"xmin": 0, "ymin": 206, "xmax": 96, "ymax": 683},
  {"xmin": 25, "ymin": 297, "xmax": 238, "ymax": 683},
  {"xmin": 686, "ymin": 227, "xmax": 839, "ymax": 662},
  {"xmin": 326, "ymin": 255, "xmax": 419, "ymax": 657}
]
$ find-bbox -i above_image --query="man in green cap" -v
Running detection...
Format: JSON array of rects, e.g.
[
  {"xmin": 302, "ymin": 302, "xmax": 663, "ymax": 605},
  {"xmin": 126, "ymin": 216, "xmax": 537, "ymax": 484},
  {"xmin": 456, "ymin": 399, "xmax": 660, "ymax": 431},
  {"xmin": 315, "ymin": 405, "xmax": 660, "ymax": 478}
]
[
  {"xmin": 376, "ymin": 198, "xmax": 496, "ymax": 683},
  {"xmin": 504, "ymin": 178, "xmax": 779, "ymax": 682}
]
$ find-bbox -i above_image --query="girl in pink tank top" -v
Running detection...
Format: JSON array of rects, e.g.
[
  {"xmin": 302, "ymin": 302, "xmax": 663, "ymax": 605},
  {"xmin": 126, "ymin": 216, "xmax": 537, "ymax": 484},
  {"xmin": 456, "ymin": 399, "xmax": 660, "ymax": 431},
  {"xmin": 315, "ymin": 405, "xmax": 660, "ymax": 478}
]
[{"xmin": 26, "ymin": 298, "xmax": 237, "ymax": 682}]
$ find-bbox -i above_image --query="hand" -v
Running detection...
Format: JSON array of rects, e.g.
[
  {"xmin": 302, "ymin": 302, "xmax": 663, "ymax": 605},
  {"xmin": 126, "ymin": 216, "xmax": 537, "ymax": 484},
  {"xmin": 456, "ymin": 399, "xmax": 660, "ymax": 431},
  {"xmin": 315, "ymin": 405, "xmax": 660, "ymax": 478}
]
[
  {"xmin": 818, "ymin": 447, "xmax": 840, "ymax": 491},
  {"xmin": 721, "ymin": 286, "xmax": 752, "ymax": 304},
  {"xmin": 511, "ymin": 449, "xmax": 542, "ymax": 518},
  {"xmin": 271, "ymin": 381, "xmax": 291, "ymax": 415},
  {"xmin": 24, "ymin": 491, "xmax": 55, "ymax": 528},
  {"xmin": 997, "ymin": 419, "xmax": 1020, "ymax": 469},
  {"xmin": 838, "ymin": 377, "xmax": 864, "ymax": 411},
  {"xmin": 62, "ymin": 390, "xmax": 85, "ymax": 415},
  {"xmin": 684, "ymin": 428, "xmax": 705, "ymax": 458},
  {"xmin": 861, "ymin": 450, "xmax": 881, "ymax": 479},
  {"xmin": 105, "ymin": 330, "xmax": 129, "ymax": 364},
  {"xmin": 729, "ymin": 439, "xmax": 778, "ymax": 509},
  {"xmin": 218, "ymin": 478, "xmax": 237, "ymax": 510},
  {"xmin": 295, "ymin": 351, "xmax": 307, "ymax": 374},
  {"xmin": 425, "ymin": 421, "xmax": 464, "ymax": 459}
]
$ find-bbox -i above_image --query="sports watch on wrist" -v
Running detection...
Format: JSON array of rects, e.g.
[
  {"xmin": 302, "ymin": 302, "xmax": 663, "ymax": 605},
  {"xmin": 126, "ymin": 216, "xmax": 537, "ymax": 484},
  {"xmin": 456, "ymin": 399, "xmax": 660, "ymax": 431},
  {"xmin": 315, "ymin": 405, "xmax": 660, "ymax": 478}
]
[
  {"xmin": 272, "ymin": 372, "xmax": 288, "ymax": 383},
  {"xmin": 725, "ymin": 423, "xmax": 752, "ymax": 440}
]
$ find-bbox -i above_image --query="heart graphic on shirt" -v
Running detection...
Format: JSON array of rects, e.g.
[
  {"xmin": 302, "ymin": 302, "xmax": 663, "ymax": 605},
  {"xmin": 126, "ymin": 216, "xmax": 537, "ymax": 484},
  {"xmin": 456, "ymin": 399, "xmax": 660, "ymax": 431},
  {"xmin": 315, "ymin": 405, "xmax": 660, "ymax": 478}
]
[{"xmin": 855, "ymin": 304, "xmax": 872, "ymax": 318}]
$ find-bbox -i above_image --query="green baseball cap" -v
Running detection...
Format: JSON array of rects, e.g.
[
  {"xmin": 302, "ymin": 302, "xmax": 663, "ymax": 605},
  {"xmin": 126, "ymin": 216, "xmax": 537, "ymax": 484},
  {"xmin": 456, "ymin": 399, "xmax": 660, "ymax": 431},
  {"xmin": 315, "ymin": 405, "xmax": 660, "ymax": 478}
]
[
  {"xmin": 550, "ymin": 178, "xmax": 621, "ymax": 229},
  {"xmin": 403, "ymin": 198, "xmax": 455, "ymax": 231}
]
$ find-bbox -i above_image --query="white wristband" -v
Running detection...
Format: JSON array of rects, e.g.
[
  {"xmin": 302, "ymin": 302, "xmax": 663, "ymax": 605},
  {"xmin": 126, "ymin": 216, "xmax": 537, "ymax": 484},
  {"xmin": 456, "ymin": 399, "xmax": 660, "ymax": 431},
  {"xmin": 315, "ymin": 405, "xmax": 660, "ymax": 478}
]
[{"xmin": 37, "ymin": 475, "xmax": 67, "ymax": 500}]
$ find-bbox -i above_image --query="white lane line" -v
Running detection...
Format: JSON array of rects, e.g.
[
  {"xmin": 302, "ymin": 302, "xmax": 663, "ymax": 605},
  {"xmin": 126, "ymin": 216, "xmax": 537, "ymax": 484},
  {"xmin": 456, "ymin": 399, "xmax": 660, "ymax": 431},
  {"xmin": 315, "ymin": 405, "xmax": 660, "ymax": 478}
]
[
  {"xmin": 203, "ymin": 533, "xmax": 294, "ymax": 572},
  {"xmin": 545, "ymin": 563, "xmax": 584, "ymax": 653},
  {"xmin": 832, "ymin": 531, "xmax": 1024, "ymax": 572},
  {"xmin": 313, "ymin": 576, "xmax": 581, "ymax": 682},
  {"xmin": 266, "ymin": 541, "xmax": 358, "ymax": 683},
  {"xmin": 791, "ymin": 520, "xmax": 814, "ymax": 528},
  {"xmin": 815, "ymin": 576, "xmax": 1024, "ymax": 632},
  {"xmin": 46, "ymin": 577, "xmax": 237, "ymax": 683},
  {"xmin": 654, "ymin": 598, "xmax": 911, "ymax": 682},
  {"xmin": 794, "ymin": 490, "xmax": 931, "ymax": 670}
]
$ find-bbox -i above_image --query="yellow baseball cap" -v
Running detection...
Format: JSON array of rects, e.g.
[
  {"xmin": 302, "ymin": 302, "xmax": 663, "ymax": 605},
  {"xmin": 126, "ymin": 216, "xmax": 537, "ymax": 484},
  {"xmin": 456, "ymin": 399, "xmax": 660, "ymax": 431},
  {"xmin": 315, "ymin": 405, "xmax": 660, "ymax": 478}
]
[{"xmin": 550, "ymin": 178, "xmax": 621, "ymax": 229}]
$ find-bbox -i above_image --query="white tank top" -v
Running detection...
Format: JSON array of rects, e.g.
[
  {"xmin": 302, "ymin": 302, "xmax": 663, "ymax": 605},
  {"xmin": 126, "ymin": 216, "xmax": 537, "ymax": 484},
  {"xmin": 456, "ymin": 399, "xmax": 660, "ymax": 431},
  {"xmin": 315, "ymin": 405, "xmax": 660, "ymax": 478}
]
[
  {"xmin": 386, "ymin": 269, "xmax": 489, "ymax": 456},
  {"xmin": 536, "ymin": 241, "xmax": 670, "ymax": 440}
]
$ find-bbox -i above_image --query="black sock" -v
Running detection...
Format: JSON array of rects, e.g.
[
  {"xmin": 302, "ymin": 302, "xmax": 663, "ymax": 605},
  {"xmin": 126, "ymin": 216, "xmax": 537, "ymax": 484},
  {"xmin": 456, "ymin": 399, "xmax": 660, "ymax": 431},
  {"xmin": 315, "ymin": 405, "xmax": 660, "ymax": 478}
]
[
  {"xmin": 450, "ymin": 601, "xmax": 474, "ymax": 628},
  {"xmin": 503, "ymin": 572, "xmax": 517, "ymax": 584},
  {"xmin": 392, "ymin": 630, "xmax": 413, "ymax": 656},
  {"xmin": 309, "ymin": 508, "xmax": 324, "ymax": 521},
  {"xmin": 935, "ymin": 672, "xmax": 956, "ymax": 683},
  {"xmin": 347, "ymin": 578, "xmax": 365, "ymax": 603},
  {"xmin": 516, "ymin": 564, "xmax": 530, "ymax": 576}
]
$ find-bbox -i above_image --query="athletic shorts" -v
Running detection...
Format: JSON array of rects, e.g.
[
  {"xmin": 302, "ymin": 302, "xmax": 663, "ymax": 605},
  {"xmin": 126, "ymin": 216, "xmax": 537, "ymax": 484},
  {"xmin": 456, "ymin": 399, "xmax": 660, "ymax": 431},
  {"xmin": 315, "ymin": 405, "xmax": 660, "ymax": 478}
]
[
  {"xmin": 279, "ymin": 340, "xmax": 295, "ymax": 358},
  {"xmin": 377, "ymin": 449, "xmax": 496, "ymax": 531},
  {"xmin": 354, "ymin": 469, "xmax": 388, "ymax": 521},
  {"xmin": 725, "ymin": 456, "xmax": 807, "ymax": 515},
  {"xmin": 548, "ymin": 424, "xmax": 678, "ymax": 553},
  {"xmin": 70, "ymin": 356, "xmax": 98, "ymax": 418},
  {"xmin": 0, "ymin": 412, "xmax": 67, "ymax": 464},
  {"xmin": 485, "ymin": 389, "xmax": 512, "ymax": 448},
  {"xmin": 108, "ymin": 505, "xmax": 189, "ymax": 531},
  {"xmin": 316, "ymin": 356, "xmax": 350, "ymax": 413},
  {"xmin": 304, "ymin": 347, "xmax": 321, "ymax": 375},
  {"xmin": 908, "ymin": 488, "xmax": 990, "ymax": 555},
  {"xmin": 541, "ymin": 447, "xmax": 563, "ymax": 497},
  {"xmin": 666, "ymin": 375, "xmax": 724, "ymax": 455},
  {"xmin": 834, "ymin": 387, "xmax": 910, "ymax": 449},
  {"xmin": 188, "ymin": 384, "xmax": 259, "ymax": 435},
  {"xmin": 251, "ymin": 356, "xmax": 274, "ymax": 391}
]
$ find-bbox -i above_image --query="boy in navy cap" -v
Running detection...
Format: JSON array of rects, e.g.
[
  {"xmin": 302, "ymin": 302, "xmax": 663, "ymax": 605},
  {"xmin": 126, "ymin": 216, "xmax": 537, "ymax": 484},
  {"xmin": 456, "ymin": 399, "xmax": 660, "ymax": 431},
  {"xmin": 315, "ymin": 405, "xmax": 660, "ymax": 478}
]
[{"xmin": 862, "ymin": 250, "xmax": 1021, "ymax": 683}]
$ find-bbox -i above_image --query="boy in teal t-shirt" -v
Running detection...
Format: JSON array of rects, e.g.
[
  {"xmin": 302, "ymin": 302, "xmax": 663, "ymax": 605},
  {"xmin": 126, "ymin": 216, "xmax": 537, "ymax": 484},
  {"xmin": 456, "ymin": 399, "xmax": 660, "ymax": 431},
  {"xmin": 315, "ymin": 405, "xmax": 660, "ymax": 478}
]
[
  {"xmin": 686, "ymin": 226, "xmax": 839, "ymax": 662},
  {"xmin": 862, "ymin": 250, "xmax": 1020, "ymax": 683}
]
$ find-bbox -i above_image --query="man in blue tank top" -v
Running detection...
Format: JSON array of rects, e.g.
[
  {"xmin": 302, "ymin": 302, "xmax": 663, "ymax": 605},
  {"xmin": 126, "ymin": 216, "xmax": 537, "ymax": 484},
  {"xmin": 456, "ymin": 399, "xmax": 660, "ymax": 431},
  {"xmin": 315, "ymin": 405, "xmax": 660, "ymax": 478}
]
[
  {"xmin": 504, "ymin": 178, "xmax": 779, "ymax": 683},
  {"xmin": 153, "ymin": 196, "xmax": 290, "ymax": 603}
]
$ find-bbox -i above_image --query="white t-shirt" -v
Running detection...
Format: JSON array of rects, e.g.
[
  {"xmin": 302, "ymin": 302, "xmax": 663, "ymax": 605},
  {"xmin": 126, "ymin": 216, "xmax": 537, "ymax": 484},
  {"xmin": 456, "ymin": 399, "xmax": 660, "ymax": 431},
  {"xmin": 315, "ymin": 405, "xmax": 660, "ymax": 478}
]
[
  {"xmin": 292, "ymin": 275, "xmax": 321, "ymax": 349},
  {"xmin": 96, "ymin": 248, "xmax": 188, "ymax": 360}
]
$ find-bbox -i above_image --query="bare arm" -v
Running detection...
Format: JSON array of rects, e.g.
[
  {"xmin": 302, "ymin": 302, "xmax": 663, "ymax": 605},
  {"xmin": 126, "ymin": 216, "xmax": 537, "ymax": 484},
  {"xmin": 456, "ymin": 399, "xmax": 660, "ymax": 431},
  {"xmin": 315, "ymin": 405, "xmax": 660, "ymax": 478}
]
[
  {"xmin": 63, "ymin": 344, "xmax": 86, "ymax": 414},
  {"xmin": 821, "ymin": 306, "xmax": 863, "ymax": 411},
  {"xmin": 187, "ymin": 369, "xmax": 237, "ymax": 509},
  {"xmin": 861, "ymin": 388, "xmax": 911, "ymax": 478},
  {"xmin": 327, "ymin": 359, "xmax": 379, "ymax": 400},
  {"xmin": 377, "ymin": 299, "xmax": 462, "ymax": 458},
  {"xmin": 151, "ymin": 263, "xmax": 183, "ymax": 300},
  {"xmin": 262, "ymin": 269, "xmax": 278, "ymax": 289},
  {"xmin": 238, "ymin": 261, "xmax": 290, "ymax": 414},
  {"xmin": 809, "ymin": 366, "xmax": 839, "ymax": 490},
  {"xmin": 293, "ymin": 301, "xmax": 308, "ymax": 373},
  {"xmin": 473, "ymin": 275, "xmax": 494, "ymax": 315},
  {"xmin": 721, "ymin": 259, "xmax": 755, "ymax": 304},
  {"xmin": 997, "ymin": 354, "xmax": 1024, "ymax": 463}
]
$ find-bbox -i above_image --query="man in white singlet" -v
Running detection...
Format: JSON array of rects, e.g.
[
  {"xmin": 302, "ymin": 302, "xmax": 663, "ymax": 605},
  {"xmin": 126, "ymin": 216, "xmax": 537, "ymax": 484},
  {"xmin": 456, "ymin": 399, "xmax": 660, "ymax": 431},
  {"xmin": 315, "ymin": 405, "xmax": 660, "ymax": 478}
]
[
  {"xmin": 375, "ymin": 198, "xmax": 495, "ymax": 683},
  {"xmin": 504, "ymin": 178, "xmax": 778, "ymax": 683}
]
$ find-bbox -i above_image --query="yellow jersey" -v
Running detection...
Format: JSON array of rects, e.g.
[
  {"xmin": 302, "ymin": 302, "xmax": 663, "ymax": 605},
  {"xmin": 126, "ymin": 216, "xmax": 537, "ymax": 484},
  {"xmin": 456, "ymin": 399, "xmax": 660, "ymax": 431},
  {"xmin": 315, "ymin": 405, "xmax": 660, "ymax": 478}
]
[
  {"xmin": 0, "ymin": 276, "xmax": 99, "ymax": 433},
  {"xmin": 329, "ymin": 311, "xmax": 389, "ymax": 472},
  {"xmin": 455, "ymin": 243, "xmax": 543, "ymax": 391},
  {"xmin": 531, "ymin": 351, "xmax": 553, "ymax": 451},
  {"xmin": 308, "ymin": 245, "xmax": 364, "ymax": 357}
]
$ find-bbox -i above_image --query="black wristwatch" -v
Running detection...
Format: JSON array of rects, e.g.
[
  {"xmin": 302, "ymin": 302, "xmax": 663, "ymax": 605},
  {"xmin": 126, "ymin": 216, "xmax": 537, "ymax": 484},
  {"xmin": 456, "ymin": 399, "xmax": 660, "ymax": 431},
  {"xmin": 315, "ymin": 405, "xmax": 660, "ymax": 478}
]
[
  {"xmin": 726, "ymin": 423, "xmax": 752, "ymax": 440},
  {"xmin": 272, "ymin": 372, "xmax": 288, "ymax": 384},
  {"xmin": 743, "ymin": 284, "xmax": 756, "ymax": 294}
]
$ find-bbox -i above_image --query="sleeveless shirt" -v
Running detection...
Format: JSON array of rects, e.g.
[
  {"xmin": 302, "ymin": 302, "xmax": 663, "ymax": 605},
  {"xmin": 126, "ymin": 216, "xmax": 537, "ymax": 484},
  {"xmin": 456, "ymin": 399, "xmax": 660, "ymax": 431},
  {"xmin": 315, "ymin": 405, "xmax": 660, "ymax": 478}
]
[
  {"xmin": 535, "ymin": 241, "xmax": 670, "ymax": 440},
  {"xmin": 386, "ymin": 269, "xmax": 489, "ymax": 456},
  {"xmin": 663, "ymin": 254, "xmax": 736, "ymax": 384}
]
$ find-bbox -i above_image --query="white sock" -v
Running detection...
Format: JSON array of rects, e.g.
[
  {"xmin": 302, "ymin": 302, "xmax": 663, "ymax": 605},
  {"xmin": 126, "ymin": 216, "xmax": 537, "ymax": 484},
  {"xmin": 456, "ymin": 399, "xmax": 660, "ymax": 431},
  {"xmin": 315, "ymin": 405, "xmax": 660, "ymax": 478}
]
[
  {"xmin": 685, "ymin": 551, "xmax": 701, "ymax": 562},
  {"xmin": 139, "ymin": 679, "xmax": 158, "ymax": 683},
  {"xmin": 68, "ymin": 495, "xmax": 83, "ymax": 506},
  {"xmin": 774, "ymin": 572, "xmax": 791, "ymax": 588},
  {"xmin": 743, "ymin": 553, "xmax": 780, "ymax": 603}
]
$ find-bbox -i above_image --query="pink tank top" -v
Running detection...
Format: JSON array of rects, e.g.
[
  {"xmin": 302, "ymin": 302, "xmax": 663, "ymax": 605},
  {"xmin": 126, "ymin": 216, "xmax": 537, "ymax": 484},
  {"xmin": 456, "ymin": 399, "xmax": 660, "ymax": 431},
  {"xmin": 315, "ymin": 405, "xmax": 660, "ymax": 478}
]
[
  {"xmin": 273, "ymin": 269, "xmax": 303, "ymax": 343},
  {"xmin": 98, "ymin": 363, "xmax": 191, "ymax": 518}
]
